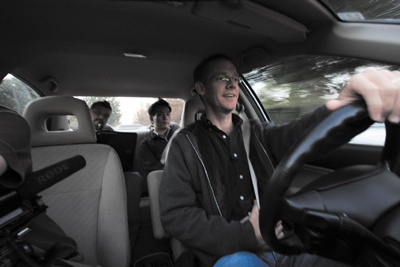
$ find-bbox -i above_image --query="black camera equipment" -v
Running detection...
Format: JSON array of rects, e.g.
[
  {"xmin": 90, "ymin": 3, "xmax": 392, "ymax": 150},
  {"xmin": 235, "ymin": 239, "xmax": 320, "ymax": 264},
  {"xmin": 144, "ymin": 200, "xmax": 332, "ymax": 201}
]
[{"xmin": 0, "ymin": 155, "xmax": 86, "ymax": 267}]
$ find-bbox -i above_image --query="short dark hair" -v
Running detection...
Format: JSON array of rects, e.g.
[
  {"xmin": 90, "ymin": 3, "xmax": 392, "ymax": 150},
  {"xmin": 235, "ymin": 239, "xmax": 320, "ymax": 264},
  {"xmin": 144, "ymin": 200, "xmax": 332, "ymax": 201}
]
[
  {"xmin": 90, "ymin": 100, "xmax": 112, "ymax": 112},
  {"xmin": 148, "ymin": 98, "xmax": 171, "ymax": 116},
  {"xmin": 193, "ymin": 54, "xmax": 236, "ymax": 83}
]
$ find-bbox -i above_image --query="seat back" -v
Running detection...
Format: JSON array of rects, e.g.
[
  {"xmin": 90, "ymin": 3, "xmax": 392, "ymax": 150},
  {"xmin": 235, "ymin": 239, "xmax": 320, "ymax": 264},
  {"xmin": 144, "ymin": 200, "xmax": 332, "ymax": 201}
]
[
  {"xmin": 147, "ymin": 170, "xmax": 165, "ymax": 239},
  {"xmin": 180, "ymin": 96, "xmax": 204, "ymax": 127},
  {"xmin": 23, "ymin": 96, "xmax": 130, "ymax": 267},
  {"xmin": 160, "ymin": 96, "xmax": 204, "ymax": 165},
  {"xmin": 147, "ymin": 170, "xmax": 186, "ymax": 261},
  {"xmin": 147, "ymin": 97, "xmax": 204, "ymax": 260}
]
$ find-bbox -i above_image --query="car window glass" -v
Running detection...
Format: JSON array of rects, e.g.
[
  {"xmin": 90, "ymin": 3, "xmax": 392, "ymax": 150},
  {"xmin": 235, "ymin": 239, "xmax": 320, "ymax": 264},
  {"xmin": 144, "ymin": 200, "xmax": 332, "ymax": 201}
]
[
  {"xmin": 321, "ymin": 0, "xmax": 400, "ymax": 23},
  {"xmin": 76, "ymin": 96, "xmax": 184, "ymax": 131},
  {"xmin": 242, "ymin": 55, "xmax": 399, "ymax": 146},
  {"xmin": 0, "ymin": 74, "xmax": 40, "ymax": 114}
]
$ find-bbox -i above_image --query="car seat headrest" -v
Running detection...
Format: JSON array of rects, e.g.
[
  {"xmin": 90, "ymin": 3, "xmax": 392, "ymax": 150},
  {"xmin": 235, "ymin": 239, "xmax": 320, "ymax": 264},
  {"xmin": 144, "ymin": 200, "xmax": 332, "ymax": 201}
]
[
  {"xmin": 181, "ymin": 96, "xmax": 204, "ymax": 127},
  {"xmin": 23, "ymin": 96, "xmax": 96, "ymax": 147},
  {"xmin": 47, "ymin": 116, "xmax": 71, "ymax": 131}
]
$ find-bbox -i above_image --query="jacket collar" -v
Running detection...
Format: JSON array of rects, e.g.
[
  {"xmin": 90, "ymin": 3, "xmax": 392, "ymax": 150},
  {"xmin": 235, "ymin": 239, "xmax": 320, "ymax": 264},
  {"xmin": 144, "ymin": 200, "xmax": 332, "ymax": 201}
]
[{"xmin": 200, "ymin": 113, "xmax": 243, "ymax": 133}]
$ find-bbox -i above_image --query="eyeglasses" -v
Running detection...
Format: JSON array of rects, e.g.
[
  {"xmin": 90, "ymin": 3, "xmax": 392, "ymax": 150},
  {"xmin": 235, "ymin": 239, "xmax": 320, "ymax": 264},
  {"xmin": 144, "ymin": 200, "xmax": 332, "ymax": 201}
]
[{"xmin": 211, "ymin": 75, "xmax": 243, "ymax": 84}]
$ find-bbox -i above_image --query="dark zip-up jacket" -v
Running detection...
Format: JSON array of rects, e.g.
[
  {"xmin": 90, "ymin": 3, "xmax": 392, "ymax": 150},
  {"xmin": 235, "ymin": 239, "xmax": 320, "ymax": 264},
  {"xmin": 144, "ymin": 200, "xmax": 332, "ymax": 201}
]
[
  {"xmin": 159, "ymin": 105, "xmax": 355, "ymax": 266},
  {"xmin": 137, "ymin": 124, "xmax": 180, "ymax": 179}
]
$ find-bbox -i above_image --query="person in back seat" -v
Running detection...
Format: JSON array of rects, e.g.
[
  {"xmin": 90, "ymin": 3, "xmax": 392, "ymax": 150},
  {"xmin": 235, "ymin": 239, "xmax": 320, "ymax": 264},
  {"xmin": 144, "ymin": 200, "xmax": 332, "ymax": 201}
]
[
  {"xmin": 137, "ymin": 98, "xmax": 180, "ymax": 179},
  {"xmin": 89, "ymin": 100, "xmax": 114, "ymax": 132}
]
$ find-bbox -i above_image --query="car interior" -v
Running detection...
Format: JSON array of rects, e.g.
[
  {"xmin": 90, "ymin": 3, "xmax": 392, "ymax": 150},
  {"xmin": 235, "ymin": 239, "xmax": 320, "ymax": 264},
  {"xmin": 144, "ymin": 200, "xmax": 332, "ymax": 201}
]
[
  {"xmin": 23, "ymin": 96, "xmax": 132, "ymax": 267},
  {"xmin": 1, "ymin": 0, "xmax": 400, "ymax": 267}
]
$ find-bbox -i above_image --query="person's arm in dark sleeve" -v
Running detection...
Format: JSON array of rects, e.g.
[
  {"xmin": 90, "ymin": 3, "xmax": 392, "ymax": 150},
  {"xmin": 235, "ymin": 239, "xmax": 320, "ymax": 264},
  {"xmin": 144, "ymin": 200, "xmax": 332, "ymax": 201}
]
[
  {"xmin": 261, "ymin": 105, "xmax": 332, "ymax": 161},
  {"xmin": 0, "ymin": 106, "xmax": 32, "ymax": 188},
  {"xmin": 137, "ymin": 139, "xmax": 164, "ymax": 173},
  {"xmin": 262, "ymin": 104, "xmax": 370, "ymax": 162}
]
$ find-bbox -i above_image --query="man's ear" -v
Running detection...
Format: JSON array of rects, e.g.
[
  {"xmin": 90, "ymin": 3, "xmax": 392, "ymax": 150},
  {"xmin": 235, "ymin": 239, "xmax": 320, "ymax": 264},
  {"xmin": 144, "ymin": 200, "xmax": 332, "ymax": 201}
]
[{"xmin": 194, "ymin": 81, "xmax": 206, "ymax": 96}]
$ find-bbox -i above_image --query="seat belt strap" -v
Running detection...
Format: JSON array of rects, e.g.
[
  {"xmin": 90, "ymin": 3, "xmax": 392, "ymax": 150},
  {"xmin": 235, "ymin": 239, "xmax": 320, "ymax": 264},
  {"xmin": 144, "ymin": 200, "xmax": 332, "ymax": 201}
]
[
  {"xmin": 239, "ymin": 105, "xmax": 260, "ymax": 209},
  {"xmin": 160, "ymin": 127, "xmax": 181, "ymax": 165}
]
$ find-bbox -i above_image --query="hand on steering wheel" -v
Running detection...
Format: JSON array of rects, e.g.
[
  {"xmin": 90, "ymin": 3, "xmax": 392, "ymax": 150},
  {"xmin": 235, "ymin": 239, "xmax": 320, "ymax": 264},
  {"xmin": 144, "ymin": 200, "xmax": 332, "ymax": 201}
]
[{"xmin": 259, "ymin": 100, "xmax": 400, "ymax": 265}]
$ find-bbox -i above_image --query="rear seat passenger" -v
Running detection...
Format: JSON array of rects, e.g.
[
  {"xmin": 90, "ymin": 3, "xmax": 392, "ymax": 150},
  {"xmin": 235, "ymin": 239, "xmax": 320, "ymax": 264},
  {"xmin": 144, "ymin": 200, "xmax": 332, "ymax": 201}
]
[
  {"xmin": 145, "ymin": 96, "xmax": 205, "ymax": 262},
  {"xmin": 130, "ymin": 97, "xmax": 205, "ymax": 265}
]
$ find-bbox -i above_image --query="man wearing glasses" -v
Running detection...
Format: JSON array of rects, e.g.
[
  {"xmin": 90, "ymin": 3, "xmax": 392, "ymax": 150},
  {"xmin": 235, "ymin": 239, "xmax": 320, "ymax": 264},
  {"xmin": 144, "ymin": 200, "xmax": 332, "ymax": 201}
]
[{"xmin": 159, "ymin": 54, "xmax": 400, "ymax": 267}]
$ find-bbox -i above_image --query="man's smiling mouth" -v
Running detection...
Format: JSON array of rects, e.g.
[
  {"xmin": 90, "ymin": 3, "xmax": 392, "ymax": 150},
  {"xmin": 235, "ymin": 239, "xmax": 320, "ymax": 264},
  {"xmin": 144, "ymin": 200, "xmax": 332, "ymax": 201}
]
[{"xmin": 223, "ymin": 93, "xmax": 235, "ymax": 97}]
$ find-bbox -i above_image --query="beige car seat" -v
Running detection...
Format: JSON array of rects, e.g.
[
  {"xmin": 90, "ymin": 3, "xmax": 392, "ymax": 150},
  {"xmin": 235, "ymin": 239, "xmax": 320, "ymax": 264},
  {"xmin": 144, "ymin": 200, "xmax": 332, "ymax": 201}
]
[{"xmin": 23, "ymin": 96, "xmax": 130, "ymax": 267}]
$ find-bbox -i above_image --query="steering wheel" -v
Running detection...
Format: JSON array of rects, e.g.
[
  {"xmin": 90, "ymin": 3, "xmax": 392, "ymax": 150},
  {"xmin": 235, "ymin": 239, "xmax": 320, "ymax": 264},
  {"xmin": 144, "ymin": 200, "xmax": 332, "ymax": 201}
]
[{"xmin": 259, "ymin": 101, "xmax": 400, "ymax": 265}]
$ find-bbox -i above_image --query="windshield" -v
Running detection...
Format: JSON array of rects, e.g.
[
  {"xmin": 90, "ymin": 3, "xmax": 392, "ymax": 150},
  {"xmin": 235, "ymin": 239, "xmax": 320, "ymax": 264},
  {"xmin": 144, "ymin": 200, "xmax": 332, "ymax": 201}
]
[{"xmin": 321, "ymin": 0, "xmax": 400, "ymax": 23}]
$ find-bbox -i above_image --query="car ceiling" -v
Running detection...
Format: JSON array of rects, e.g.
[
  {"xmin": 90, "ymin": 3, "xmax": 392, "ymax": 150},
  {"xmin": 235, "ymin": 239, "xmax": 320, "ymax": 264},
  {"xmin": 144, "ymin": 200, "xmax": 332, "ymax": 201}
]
[{"xmin": 1, "ymin": 0, "xmax": 400, "ymax": 100}]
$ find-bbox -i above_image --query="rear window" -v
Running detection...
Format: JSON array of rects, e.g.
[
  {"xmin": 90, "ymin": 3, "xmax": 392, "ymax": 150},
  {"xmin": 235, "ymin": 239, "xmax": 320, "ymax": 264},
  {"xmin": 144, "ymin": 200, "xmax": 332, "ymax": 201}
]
[{"xmin": 76, "ymin": 97, "xmax": 184, "ymax": 131}]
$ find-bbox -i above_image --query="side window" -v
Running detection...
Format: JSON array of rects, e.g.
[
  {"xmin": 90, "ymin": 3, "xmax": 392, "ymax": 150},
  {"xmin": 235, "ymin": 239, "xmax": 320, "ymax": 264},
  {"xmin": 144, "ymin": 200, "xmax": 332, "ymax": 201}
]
[
  {"xmin": 0, "ymin": 74, "xmax": 40, "ymax": 114},
  {"xmin": 243, "ymin": 55, "xmax": 398, "ymax": 146}
]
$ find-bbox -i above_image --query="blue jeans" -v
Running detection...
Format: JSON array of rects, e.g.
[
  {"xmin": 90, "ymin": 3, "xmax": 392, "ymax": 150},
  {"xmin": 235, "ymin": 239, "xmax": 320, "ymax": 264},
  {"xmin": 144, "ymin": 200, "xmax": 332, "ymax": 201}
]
[
  {"xmin": 214, "ymin": 251, "xmax": 352, "ymax": 267},
  {"xmin": 213, "ymin": 252, "xmax": 279, "ymax": 267}
]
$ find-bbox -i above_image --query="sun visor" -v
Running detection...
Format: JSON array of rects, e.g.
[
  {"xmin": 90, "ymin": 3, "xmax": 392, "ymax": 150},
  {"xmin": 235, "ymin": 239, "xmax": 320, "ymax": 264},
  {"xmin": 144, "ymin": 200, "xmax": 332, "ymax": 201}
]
[{"xmin": 192, "ymin": 1, "xmax": 308, "ymax": 44}]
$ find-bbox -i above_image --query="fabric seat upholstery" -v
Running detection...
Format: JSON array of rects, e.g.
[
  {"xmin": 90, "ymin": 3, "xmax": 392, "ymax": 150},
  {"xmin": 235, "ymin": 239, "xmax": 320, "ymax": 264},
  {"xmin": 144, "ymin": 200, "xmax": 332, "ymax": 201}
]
[
  {"xmin": 180, "ymin": 96, "xmax": 204, "ymax": 127},
  {"xmin": 23, "ymin": 96, "xmax": 130, "ymax": 267}
]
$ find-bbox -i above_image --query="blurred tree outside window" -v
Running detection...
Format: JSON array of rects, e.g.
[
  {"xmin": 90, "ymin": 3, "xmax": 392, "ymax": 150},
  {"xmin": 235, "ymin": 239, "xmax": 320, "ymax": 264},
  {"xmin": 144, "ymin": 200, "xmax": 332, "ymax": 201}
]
[
  {"xmin": 0, "ymin": 74, "xmax": 40, "ymax": 114},
  {"xmin": 243, "ymin": 55, "xmax": 399, "ymax": 146},
  {"xmin": 321, "ymin": 0, "xmax": 400, "ymax": 22}
]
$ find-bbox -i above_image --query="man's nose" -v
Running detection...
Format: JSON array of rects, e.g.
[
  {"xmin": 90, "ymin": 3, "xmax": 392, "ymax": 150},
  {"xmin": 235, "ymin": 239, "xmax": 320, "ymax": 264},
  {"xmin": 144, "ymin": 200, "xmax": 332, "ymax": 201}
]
[{"xmin": 227, "ymin": 81, "xmax": 236, "ymax": 89}]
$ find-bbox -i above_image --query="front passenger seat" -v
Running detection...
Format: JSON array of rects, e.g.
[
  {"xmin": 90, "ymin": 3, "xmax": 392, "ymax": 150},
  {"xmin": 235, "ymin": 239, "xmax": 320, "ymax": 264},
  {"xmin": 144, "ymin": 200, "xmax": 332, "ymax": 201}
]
[{"xmin": 23, "ymin": 96, "xmax": 130, "ymax": 267}]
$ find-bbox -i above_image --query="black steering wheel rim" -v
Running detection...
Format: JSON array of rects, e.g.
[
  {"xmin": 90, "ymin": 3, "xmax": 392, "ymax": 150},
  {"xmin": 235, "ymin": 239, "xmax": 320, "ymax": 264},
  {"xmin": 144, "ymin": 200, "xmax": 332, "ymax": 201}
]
[{"xmin": 258, "ymin": 100, "xmax": 400, "ymax": 255}]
